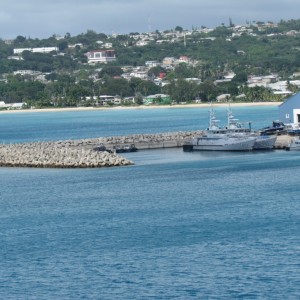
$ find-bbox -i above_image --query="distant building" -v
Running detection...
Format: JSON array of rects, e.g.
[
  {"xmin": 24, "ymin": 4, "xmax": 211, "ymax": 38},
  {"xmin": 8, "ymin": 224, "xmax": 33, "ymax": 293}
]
[
  {"xmin": 216, "ymin": 94, "xmax": 231, "ymax": 102},
  {"xmin": 136, "ymin": 40, "xmax": 149, "ymax": 47},
  {"xmin": 68, "ymin": 43, "xmax": 83, "ymax": 49},
  {"xmin": 13, "ymin": 47, "xmax": 58, "ymax": 54},
  {"xmin": 85, "ymin": 50, "xmax": 116, "ymax": 64},
  {"xmin": 7, "ymin": 56, "xmax": 24, "ymax": 61},
  {"xmin": 130, "ymin": 70, "xmax": 148, "ymax": 80},
  {"xmin": 278, "ymin": 92, "xmax": 300, "ymax": 124},
  {"xmin": 178, "ymin": 56, "xmax": 190, "ymax": 63},
  {"xmin": 143, "ymin": 94, "xmax": 171, "ymax": 105},
  {"xmin": 162, "ymin": 57, "xmax": 176, "ymax": 65},
  {"xmin": 13, "ymin": 70, "xmax": 42, "ymax": 76},
  {"xmin": 0, "ymin": 101, "xmax": 25, "ymax": 109},
  {"xmin": 145, "ymin": 61, "xmax": 160, "ymax": 68},
  {"xmin": 247, "ymin": 75, "xmax": 278, "ymax": 87}
]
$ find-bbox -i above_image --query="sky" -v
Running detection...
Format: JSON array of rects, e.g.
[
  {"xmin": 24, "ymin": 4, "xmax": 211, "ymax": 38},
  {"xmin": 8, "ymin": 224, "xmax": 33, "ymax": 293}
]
[{"xmin": 1, "ymin": 0, "xmax": 300, "ymax": 39}]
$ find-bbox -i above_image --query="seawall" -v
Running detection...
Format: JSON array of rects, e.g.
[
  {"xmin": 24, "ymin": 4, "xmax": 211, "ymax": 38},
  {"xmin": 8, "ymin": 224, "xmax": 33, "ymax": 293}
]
[
  {"xmin": 0, "ymin": 142, "xmax": 133, "ymax": 168},
  {"xmin": 0, "ymin": 131, "xmax": 201, "ymax": 168}
]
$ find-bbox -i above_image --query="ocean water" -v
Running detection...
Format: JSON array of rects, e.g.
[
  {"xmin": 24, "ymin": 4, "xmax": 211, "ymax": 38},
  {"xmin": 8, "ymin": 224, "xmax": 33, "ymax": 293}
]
[
  {"xmin": 0, "ymin": 105, "xmax": 278, "ymax": 143},
  {"xmin": 0, "ymin": 106, "xmax": 300, "ymax": 299}
]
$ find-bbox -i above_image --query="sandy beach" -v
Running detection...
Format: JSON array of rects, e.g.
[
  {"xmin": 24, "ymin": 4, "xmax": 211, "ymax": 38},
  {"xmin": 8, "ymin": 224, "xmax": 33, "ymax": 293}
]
[{"xmin": 0, "ymin": 101, "xmax": 281, "ymax": 114}]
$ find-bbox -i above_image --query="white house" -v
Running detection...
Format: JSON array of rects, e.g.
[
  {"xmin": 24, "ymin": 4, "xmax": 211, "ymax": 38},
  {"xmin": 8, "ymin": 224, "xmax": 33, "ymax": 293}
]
[
  {"xmin": 85, "ymin": 50, "xmax": 116, "ymax": 64},
  {"xmin": 129, "ymin": 71, "xmax": 148, "ymax": 79},
  {"xmin": 145, "ymin": 61, "xmax": 160, "ymax": 68},
  {"xmin": 216, "ymin": 94, "xmax": 231, "ymax": 102},
  {"xmin": 13, "ymin": 47, "xmax": 58, "ymax": 54}
]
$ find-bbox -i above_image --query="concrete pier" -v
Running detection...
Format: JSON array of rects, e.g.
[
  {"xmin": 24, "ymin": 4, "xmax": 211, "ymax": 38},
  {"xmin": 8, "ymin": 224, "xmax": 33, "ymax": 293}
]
[{"xmin": 69, "ymin": 131, "xmax": 203, "ymax": 151}]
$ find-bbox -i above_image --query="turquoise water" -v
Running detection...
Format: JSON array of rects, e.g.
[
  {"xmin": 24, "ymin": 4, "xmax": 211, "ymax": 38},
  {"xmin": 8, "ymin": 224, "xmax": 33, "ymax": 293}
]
[
  {"xmin": 0, "ymin": 106, "xmax": 277, "ymax": 143},
  {"xmin": 1, "ymin": 106, "xmax": 300, "ymax": 299}
]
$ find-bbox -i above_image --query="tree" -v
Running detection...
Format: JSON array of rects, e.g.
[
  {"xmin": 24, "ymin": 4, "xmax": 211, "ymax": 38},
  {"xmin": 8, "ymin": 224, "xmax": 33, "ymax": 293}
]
[
  {"xmin": 101, "ymin": 78, "xmax": 132, "ymax": 97},
  {"xmin": 58, "ymin": 40, "xmax": 68, "ymax": 51},
  {"xmin": 232, "ymin": 72, "xmax": 248, "ymax": 84},
  {"xmin": 14, "ymin": 35, "xmax": 26, "ymax": 45},
  {"xmin": 175, "ymin": 26, "xmax": 183, "ymax": 32},
  {"xmin": 136, "ymin": 80, "xmax": 160, "ymax": 96},
  {"xmin": 134, "ymin": 92, "xmax": 144, "ymax": 105},
  {"xmin": 198, "ymin": 81, "xmax": 219, "ymax": 102},
  {"xmin": 147, "ymin": 66, "xmax": 166, "ymax": 77},
  {"xmin": 164, "ymin": 79, "xmax": 199, "ymax": 103},
  {"xmin": 99, "ymin": 66, "xmax": 123, "ymax": 77}
]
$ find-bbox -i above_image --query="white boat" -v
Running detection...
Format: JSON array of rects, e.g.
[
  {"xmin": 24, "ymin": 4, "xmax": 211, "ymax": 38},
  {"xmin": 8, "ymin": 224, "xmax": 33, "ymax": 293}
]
[
  {"xmin": 190, "ymin": 133, "xmax": 256, "ymax": 151},
  {"xmin": 183, "ymin": 109, "xmax": 256, "ymax": 151},
  {"xmin": 225, "ymin": 108, "xmax": 276, "ymax": 150},
  {"xmin": 252, "ymin": 135, "xmax": 277, "ymax": 150},
  {"xmin": 286, "ymin": 138, "xmax": 300, "ymax": 151}
]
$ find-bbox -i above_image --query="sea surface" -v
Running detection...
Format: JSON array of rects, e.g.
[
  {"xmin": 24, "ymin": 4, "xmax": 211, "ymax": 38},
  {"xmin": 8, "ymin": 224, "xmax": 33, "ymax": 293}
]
[{"xmin": 0, "ymin": 106, "xmax": 300, "ymax": 299}]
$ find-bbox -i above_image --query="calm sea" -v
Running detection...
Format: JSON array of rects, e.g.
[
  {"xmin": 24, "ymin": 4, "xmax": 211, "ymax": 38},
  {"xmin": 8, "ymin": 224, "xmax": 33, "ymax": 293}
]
[{"xmin": 0, "ymin": 106, "xmax": 299, "ymax": 299}]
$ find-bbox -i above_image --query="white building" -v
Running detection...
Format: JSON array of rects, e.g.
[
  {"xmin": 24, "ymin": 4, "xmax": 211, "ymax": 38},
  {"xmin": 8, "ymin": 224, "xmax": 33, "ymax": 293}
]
[
  {"xmin": 216, "ymin": 94, "xmax": 231, "ymax": 102},
  {"xmin": 145, "ymin": 61, "xmax": 160, "ymax": 68},
  {"xmin": 85, "ymin": 50, "xmax": 116, "ymax": 64},
  {"xmin": 13, "ymin": 47, "xmax": 58, "ymax": 54},
  {"xmin": 13, "ymin": 70, "xmax": 42, "ymax": 76},
  {"xmin": 130, "ymin": 71, "xmax": 148, "ymax": 80}
]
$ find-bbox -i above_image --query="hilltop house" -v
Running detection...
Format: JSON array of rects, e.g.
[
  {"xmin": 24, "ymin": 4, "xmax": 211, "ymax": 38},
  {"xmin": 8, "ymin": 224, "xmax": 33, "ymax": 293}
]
[
  {"xmin": 13, "ymin": 47, "xmax": 58, "ymax": 54},
  {"xmin": 85, "ymin": 50, "xmax": 116, "ymax": 64},
  {"xmin": 278, "ymin": 92, "xmax": 300, "ymax": 124}
]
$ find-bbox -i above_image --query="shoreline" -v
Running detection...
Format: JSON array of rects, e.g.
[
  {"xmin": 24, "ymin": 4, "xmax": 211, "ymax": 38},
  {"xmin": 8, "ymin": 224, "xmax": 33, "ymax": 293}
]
[{"xmin": 0, "ymin": 101, "xmax": 281, "ymax": 114}]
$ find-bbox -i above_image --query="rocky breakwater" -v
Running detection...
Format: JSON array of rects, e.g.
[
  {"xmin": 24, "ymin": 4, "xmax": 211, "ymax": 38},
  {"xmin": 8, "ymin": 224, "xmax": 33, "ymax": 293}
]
[{"xmin": 0, "ymin": 141, "xmax": 133, "ymax": 168}]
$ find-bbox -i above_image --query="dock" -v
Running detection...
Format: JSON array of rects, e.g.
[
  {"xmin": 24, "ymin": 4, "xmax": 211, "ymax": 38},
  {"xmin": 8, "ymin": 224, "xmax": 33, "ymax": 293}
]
[{"xmin": 71, "ymin": 131, "xmax": 203, "ymax": 151}]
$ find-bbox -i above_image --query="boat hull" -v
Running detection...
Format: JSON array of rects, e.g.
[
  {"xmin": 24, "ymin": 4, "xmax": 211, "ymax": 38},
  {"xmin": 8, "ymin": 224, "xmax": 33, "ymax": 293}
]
[
  {"xmin": 286, "ymin": 138, "xmax": 300, "ymax": 151},
  {"xmin": 253, "ymin": 135, "xmax": 277, "ymax": 150},
  {"xmin": 188, "ymin": 135, "xmax": 256, "ymax": 151}
]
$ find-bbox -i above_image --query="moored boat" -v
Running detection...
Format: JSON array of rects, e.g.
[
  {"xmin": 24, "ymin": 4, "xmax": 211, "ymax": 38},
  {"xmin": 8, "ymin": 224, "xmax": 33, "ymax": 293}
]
[
  {"xmin": 189, "ymin": 133, "xmax": 256, "ymax": 151},
  {"xmin": 114, "ymin": 144, "xmax": 138, "ymax": 153},
  {"xmin": 225, "ymin": 108, "xmax": 276, "ymax": 150},
  {"xmin": 183, "ymin": 108, "xmax": 256, "ymax": 151},
  {"xmin": 286, "ymin": 137, "xmax": 300, "ymax": 151},
  {"xmin": 93, "ymin": 144, "xmax": 113, "ymax": 153}
]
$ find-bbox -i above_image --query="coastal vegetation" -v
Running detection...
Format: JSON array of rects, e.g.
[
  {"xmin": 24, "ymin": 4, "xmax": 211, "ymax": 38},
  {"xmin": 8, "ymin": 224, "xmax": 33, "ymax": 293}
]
[{"xmin": 1, "ymin": 19, "xmax": 300, "ymax": 108}]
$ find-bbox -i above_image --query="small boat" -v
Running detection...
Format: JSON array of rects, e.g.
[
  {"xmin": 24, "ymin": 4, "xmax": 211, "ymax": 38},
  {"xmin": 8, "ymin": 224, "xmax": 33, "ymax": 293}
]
[
  {"xmin": 285, "ymin": 123, "xmax": 300, "ymax": 136},
  {"xmin": 260, "ymin": 120, "xmax": 286, "ymax": 136},
  {"xmin": 93, "ymin": 144, "xmax": 113, "ymax": 153},
  {"xmin": 286, "ymin": 138, "xmax": 300, "ymax": 151},
  {"xmin": 114, "ymin": 144, "xmax": 138, "ymax": 153}
]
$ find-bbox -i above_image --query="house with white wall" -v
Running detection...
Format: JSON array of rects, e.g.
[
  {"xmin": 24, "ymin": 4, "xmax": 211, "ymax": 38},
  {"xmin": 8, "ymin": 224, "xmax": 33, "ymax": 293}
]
[
  {"xmin": 85, "ymin": 50, "xmax": 116, "ymax": 64},
  {"xmin": 13, "ymin": 47, "xmax": 58, "ymax": 54}
]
